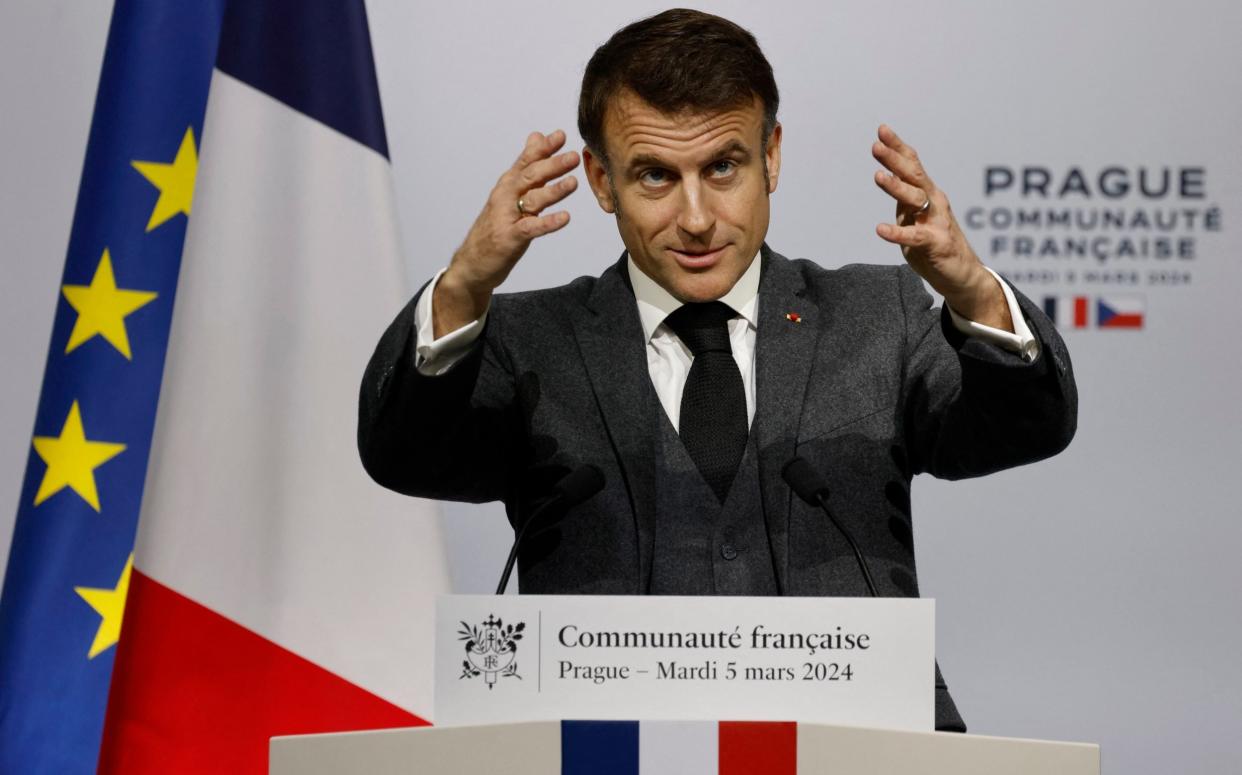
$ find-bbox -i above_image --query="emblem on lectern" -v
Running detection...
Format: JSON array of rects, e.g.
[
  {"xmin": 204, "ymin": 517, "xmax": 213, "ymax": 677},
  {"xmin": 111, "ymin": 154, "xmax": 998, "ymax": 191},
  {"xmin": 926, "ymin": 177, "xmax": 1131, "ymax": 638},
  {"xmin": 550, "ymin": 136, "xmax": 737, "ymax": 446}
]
[{"xmin": 459, "ymin": 615, "xmax": 524, "ymax": 689}]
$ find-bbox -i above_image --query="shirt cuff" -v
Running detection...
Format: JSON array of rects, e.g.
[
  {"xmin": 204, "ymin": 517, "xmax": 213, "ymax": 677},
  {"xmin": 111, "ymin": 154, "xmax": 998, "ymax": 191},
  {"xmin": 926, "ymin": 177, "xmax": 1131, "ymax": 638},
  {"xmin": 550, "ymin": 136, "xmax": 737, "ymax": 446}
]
[
  {"xmin": 946, "ymin": 266, "xmax": 1041, "ymax": 362},
  {"xmin": 413, "ymin": 267, "xmax": 489, "ymax": 376}
]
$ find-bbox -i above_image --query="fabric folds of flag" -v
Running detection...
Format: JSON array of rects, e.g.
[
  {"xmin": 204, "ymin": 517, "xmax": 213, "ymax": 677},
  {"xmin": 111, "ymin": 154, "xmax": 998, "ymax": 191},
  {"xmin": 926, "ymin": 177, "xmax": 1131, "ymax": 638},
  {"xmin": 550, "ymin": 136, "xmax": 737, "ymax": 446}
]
[
  {"xmin": 96, "ymin": 0, "xmax": 449, "ymax": 772},
  {"xmin": 0, "ymin": 2, "xmax": 222, "ymax": 771}
]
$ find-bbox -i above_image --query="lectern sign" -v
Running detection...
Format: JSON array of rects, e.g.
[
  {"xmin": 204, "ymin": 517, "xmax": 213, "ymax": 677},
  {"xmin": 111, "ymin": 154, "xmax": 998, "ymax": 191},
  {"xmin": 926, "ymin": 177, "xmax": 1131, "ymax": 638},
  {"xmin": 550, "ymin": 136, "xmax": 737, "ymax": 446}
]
[{"xmin": 435, "ymin": 595, "xmax": 934, "ymax": 730}]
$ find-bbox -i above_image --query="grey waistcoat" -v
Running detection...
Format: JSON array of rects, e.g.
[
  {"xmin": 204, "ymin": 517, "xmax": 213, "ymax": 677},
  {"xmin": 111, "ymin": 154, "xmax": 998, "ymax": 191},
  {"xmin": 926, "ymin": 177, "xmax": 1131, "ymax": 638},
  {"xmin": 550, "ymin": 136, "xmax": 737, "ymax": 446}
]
[{"xmin": 649, "ymin": 412, "xmax": 779, "ymax": 596}]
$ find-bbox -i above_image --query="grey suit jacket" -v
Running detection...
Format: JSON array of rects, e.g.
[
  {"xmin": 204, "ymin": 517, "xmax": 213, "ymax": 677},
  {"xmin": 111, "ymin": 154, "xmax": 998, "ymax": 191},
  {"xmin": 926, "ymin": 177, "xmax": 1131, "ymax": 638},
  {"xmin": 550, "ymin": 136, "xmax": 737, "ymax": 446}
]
[{"xmin": 358, "ymin": 245, "xmax": 1078, "ymax": 731}]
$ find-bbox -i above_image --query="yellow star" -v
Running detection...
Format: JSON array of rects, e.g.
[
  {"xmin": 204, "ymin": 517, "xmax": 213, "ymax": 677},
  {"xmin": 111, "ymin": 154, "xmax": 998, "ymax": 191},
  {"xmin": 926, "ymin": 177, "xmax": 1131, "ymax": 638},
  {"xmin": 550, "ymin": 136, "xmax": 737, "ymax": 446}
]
[
  {"xmin": 31, "ymin": 401, "xmax": 126, "ymax": 512},
  {"xmin": 61, "ymin": 248, "xmax": 157, "ymax": 360},
  {"xmin": 132, "ymin": 126, "xmax": 198, "ymax": 232},
  {"xmin": 75, "ymin": 553, "xmax": 133, "ymax": 659}
]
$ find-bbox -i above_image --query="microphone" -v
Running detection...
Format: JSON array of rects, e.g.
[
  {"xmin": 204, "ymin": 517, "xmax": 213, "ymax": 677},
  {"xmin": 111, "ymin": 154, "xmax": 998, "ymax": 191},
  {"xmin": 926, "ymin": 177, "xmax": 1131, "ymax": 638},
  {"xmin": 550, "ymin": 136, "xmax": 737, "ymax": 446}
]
[
  {"xmin": 782, "ymin": 456, "xmax": 880, "ymax": 597},
  {"xmin": 496, "ymin": 464, "xmax": 605, "ymax": 594}
]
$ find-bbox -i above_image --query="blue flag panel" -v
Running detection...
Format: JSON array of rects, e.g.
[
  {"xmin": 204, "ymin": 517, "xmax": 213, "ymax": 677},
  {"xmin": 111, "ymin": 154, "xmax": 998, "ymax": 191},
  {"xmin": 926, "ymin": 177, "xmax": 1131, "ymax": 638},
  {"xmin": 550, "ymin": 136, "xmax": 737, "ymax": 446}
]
[
  {"xmin": 216, "ymin": 0, "xmax": 390, "ymax": 158},
  {"xmin": 562, "ymin": 721, "xmax": 641, "ymax": 775},
  {"xmin": 0, "ymin": 1, "xmax": 224, "ymax": 771}
]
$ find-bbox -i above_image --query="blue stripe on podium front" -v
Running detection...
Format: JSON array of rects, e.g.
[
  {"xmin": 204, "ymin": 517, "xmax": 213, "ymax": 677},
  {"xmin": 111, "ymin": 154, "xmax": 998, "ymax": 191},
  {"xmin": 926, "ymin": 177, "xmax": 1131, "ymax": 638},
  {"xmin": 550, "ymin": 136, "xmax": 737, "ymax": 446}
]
[{"xmin": 562, "ymin": 721, "xmax": 639, "ymax": 775}]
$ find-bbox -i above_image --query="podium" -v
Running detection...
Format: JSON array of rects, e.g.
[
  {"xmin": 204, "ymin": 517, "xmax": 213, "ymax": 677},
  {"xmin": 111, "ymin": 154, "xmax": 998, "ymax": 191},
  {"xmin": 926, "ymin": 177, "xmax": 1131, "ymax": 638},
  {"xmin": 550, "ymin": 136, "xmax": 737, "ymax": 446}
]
[
  {"xmin": 272, "ymin": 595, "xmax": 1098, "ymax": 773},
  {"xmin": 270, "ymin": 720, "xmax": 1100, "ymax": 774}
]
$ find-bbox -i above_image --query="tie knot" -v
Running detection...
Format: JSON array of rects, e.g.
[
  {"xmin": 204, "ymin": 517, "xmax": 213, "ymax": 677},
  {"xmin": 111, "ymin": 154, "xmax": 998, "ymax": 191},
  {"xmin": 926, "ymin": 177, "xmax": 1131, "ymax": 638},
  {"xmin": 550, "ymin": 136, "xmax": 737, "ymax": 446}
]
[{"xmin": 664, "ymin": 301, "xmax": 736, "ymax": 355}]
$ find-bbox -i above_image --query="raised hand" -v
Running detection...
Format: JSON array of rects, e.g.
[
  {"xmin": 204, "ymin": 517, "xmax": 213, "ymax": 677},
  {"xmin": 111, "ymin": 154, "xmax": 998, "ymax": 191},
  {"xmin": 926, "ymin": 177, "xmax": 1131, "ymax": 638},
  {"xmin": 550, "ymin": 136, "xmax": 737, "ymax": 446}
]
[
  {"xmin": 871, "ymin": 125, "xmax": 1011, "ymax": 331},
  {"xmin": 434, "ymin": 130, "xmax": 580, "ymax": 337}
]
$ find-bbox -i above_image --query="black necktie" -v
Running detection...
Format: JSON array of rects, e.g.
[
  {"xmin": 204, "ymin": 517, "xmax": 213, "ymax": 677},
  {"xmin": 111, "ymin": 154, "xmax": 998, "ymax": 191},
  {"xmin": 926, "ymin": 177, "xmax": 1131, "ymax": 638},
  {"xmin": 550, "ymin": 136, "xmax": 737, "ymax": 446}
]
[{"xmin": 664, "ymin": 301, "xmax": 748, "ymax": 502}]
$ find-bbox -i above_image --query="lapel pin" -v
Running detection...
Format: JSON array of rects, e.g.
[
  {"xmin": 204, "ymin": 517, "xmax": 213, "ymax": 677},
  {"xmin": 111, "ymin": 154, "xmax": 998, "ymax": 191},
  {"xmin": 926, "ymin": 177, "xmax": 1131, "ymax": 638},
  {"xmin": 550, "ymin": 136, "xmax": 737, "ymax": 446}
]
[{"xmin": 785, "ymin": 312, "xmax": 802, "ymax": 323}]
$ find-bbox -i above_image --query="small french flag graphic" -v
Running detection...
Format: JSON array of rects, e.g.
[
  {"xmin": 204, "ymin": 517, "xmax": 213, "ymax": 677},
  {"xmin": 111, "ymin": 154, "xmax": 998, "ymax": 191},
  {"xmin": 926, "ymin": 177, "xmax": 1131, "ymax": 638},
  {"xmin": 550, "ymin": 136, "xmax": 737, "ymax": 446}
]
[
  {"xmin": 561, "ymin": 721, "xmax": 798, "ymax": 774},
  {"xmin": 1042, "ymin": 295, "xmax": 1092, "ymax": 329},
  {"xmin": 1096, "ymin": 295, "xmax": 1145, "ymax": 329}
]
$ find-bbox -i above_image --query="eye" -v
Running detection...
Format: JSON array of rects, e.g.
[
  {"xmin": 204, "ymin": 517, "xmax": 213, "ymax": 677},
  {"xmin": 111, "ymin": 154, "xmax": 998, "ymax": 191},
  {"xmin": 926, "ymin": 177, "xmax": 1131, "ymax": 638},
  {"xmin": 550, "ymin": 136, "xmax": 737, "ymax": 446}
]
[
  {"xmin": 709, "ymin": 159, "xmax": 737, "ymax": 177},
  {"xmin": 639, "ymin": 168, "xmax": 670, "ymax": 185}
]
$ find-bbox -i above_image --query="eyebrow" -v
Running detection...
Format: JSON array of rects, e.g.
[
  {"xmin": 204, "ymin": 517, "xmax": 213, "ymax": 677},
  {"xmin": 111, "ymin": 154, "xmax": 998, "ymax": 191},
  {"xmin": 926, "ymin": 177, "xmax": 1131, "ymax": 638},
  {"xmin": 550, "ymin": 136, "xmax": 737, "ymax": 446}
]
[{"xmin": 625, "ymin": 140, "xmax": 753, "ymax": 174}]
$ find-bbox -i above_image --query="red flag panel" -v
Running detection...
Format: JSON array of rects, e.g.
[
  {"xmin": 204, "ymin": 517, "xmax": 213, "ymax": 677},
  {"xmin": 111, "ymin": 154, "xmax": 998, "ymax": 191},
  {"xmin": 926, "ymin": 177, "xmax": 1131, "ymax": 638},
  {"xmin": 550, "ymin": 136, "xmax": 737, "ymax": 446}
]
[{"xmin": 98, "ymin": 570, "xmax": 425, "ymax": 774}]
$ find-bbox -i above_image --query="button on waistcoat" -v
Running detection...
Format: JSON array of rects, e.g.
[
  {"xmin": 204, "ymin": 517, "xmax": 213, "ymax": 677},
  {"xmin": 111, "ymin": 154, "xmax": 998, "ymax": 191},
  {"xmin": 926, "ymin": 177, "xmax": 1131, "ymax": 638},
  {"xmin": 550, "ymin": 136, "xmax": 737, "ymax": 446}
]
[{"xmin": 649, "ymin": 412, "xmax": 778, "ymax": 595}]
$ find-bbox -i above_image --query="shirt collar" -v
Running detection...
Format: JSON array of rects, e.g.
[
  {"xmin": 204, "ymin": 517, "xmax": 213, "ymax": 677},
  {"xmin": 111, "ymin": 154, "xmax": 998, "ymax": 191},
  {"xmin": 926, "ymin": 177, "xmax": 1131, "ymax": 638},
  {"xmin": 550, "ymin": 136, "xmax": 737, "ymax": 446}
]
[{"xmin": 626, "ymin": 250, "xmax": 761, "ymax": 344}]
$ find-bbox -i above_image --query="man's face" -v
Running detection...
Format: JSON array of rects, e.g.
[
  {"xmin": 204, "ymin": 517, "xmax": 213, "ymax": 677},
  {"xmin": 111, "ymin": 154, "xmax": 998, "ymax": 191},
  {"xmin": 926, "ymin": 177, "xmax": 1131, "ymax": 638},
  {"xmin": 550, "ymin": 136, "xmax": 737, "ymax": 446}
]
[{"xmin": 583, "ymin": 90, "xmax": 782, "ymax": 303}]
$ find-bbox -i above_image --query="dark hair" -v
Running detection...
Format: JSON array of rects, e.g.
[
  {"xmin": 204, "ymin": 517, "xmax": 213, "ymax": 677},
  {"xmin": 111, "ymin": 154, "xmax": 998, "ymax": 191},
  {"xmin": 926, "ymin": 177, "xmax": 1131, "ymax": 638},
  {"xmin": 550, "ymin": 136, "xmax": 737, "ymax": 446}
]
[{"xmin": 578, "ymin": 9, "xmax": 779, "ymax": 165}]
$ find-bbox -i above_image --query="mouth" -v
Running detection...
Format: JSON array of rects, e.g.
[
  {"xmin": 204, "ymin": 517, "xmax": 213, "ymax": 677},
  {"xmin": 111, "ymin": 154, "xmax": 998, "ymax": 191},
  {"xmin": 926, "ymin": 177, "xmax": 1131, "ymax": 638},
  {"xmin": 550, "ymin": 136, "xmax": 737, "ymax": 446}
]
[{"xmin": 669, "ymin": 245, "xmax": 728, "ymax": 270}]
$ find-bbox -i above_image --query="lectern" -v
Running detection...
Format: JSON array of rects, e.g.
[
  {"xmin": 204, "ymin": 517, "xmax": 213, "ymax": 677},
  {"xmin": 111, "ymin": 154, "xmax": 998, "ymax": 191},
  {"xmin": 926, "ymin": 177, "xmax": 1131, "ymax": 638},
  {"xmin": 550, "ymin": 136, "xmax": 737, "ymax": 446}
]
[
  {"xmin": 270, "ymin": 595, "xmax": 1099, "ymax": 773},
  {"xmin": 270, "ymin": 720, "xmax": 1100, "ymax": 774}
]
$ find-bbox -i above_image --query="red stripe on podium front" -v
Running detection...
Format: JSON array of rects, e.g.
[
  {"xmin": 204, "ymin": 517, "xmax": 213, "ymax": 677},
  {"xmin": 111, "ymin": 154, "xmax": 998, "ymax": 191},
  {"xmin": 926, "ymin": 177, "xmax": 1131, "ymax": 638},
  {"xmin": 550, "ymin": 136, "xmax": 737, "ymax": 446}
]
[
  {"xmin": 719, "ymin": 721, "xmax": 797, "ymax": 774},
  {"xmin": 97, "ymin": 570, "xmax": 425, "ymax": 774}
]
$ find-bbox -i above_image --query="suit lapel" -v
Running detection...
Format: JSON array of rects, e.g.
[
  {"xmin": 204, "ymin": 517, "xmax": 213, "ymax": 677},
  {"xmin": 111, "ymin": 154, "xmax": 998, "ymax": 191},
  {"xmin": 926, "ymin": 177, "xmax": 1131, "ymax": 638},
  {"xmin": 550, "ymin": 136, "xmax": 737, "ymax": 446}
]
[
  {"xmin": 571, "ymin": 254, "xmax": 658, "ymax": 593},
  {"xmin": 753, "ymin": 245, "xmax": 822, "ymax": 594},
  {"xmin": 570, "ymin": 248, "xmax": 822, "ymax": 596}
]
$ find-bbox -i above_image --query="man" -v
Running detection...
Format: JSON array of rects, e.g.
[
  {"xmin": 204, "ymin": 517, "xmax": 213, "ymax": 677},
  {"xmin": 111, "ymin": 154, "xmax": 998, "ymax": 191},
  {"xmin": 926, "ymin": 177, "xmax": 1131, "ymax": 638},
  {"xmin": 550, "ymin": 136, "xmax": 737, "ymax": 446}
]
[{"xmin": 358, "ymin": 10, "xmax": 1076, "ymax": 732}]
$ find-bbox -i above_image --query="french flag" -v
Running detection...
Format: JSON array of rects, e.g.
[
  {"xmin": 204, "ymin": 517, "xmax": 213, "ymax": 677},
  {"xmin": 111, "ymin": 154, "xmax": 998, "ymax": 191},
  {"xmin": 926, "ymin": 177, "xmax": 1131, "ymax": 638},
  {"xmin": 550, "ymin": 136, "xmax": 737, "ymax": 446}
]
[
  {"xmin": 1042, "ymin": 295, "xmax": 1091, "ymax": 329},
  {"xmin": 560, "ymin": 721, "xmax": 798, "ymax": 775},
  {"xmin": 97, "ymin": 1, "xmax": 449, "ymax": 772},
  {"xmin": 1096, "ymin": 295, "xmax": 1145, "ymax": 329}
]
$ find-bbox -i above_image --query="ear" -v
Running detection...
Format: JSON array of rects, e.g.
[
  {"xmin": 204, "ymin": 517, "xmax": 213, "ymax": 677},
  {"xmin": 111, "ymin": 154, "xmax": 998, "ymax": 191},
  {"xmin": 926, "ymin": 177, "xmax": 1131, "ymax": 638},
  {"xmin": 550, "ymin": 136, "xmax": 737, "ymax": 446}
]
[
  {"xmin": 765, "ymin": 122, "xmax": 783, "ymax": 194},
  {"xmin": 582, "ymin": 146, "xmax": 617, "ymax": 214}
]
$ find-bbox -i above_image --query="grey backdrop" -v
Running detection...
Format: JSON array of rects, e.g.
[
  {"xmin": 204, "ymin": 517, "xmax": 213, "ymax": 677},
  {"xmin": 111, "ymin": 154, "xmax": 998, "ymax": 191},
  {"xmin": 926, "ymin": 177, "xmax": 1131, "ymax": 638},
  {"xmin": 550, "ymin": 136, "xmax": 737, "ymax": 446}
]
[{"xmin": 3, "ymin": 1, "xmax": 1240, "ymax": 772}]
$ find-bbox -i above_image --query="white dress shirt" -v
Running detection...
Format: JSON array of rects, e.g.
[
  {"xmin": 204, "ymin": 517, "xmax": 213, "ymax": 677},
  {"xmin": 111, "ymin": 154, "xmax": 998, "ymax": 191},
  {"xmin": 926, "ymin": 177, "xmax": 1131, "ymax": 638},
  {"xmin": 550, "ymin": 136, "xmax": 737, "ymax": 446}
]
[
  {"xmin": 413, "ymin": 254, "xmax": 1040, "ymax": 430},
  {"xmin": 627, "ymin": 252, "xmax": 761, "ymax": 429}
]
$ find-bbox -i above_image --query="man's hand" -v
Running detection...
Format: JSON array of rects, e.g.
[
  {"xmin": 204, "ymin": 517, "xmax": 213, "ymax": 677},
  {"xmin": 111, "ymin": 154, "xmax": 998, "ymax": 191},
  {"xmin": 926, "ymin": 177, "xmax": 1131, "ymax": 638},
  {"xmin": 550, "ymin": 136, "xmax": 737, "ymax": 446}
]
[
  {"xmin": 434, "ymin": 130, "xmax": 581, "ymax": 338},
  {"xmin": 871, "ymin": 125, "xmax": 1012, "ymax": 332}
]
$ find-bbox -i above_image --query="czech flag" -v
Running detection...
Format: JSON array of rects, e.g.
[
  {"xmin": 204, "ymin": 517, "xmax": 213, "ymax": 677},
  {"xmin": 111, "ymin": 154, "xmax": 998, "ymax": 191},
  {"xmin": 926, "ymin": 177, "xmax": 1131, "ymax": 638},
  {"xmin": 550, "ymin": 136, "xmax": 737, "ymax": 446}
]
[{"xmin": 1096, "ymin": 295, "xmax": 1145, "ymax": 329}]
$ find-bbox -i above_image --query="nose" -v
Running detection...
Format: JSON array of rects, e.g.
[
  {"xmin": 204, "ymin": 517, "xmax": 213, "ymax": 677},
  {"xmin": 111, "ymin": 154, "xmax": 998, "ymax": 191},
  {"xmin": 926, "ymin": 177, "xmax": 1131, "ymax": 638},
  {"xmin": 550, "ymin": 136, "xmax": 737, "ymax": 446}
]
[{"xmin": 675, "ymin": 178, "xmax": 715, "ymax": 238}]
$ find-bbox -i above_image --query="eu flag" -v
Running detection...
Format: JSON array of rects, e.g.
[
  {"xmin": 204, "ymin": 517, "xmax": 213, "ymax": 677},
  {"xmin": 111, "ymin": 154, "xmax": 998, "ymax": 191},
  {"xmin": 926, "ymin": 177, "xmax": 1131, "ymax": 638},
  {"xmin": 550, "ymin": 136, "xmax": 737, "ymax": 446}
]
[{"xmin": 0, "ymin": 2, "xmax": 224, "ymax": 770}]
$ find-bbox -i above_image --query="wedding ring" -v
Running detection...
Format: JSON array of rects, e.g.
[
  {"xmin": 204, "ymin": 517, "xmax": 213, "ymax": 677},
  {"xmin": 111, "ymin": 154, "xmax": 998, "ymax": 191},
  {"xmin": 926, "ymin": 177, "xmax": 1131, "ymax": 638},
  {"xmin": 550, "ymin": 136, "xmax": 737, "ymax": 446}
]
[
  {"xmin": 917, "ymin": 197, "xmax": 931, "ymax": 215},
  {"xmin": 517, "ymin": 197, "xmax": 531, "ymax": 216}
]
